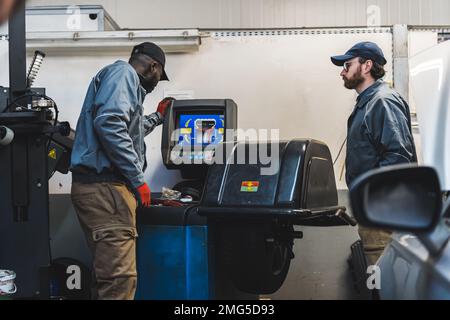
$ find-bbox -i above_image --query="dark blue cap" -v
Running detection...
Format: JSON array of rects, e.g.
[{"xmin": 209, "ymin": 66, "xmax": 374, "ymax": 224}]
[{"xmin": 331, "ymin": 42, "xmax": 387, "ymax": 66}]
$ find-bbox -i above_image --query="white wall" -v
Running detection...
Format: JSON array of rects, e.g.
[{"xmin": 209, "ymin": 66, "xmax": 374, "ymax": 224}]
[
  {"xmin": 0, "ymin": 29, "xmax": 394, "ymax": 193},
  {"xmin": 1, "ymin": 27, "xmax": 441, "ymax": 195},
  {"xmin": 27, "ymin": 0, "xmax": 450, "ymax": 29}
]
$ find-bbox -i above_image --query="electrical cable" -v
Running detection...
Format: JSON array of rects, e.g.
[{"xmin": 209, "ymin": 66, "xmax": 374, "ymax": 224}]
[{"xmin": 333, "ymin": 137, "xmax": 347, "ymax": 166}]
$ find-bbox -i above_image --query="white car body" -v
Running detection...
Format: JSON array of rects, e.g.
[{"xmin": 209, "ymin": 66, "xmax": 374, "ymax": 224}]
[
  {"xmin": 378, "ymin": 233, "xmax": 450, "ymax": 299},
  {"xmin": 376, "ymin": 40, "xmax": 450, "ymax": 300}
]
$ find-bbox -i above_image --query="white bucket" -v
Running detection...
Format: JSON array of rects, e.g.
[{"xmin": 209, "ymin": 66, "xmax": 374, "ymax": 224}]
[{"xmin": 0, "ymin": 270, "xmax": 17, "ymax": 295}]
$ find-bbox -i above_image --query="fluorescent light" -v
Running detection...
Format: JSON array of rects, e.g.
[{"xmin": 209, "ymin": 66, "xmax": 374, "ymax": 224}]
[{"xmin": 24, "ymin": 29, "xmax": 200, "ymax": 53}]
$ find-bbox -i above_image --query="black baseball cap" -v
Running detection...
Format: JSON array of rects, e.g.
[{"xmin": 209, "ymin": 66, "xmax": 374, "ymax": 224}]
[
  {"xmin": 132, "ymin": 42, "xmax": 169, "ymax": 81},
  {"xmin": 331, "ymin": 41, "xmax": 387, "ymax": 66}
]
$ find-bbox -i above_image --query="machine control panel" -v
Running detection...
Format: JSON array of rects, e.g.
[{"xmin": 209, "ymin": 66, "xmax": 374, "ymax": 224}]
[{"xmin": 161, "ymin": 99, "xmax": 237, "ymax": 169}]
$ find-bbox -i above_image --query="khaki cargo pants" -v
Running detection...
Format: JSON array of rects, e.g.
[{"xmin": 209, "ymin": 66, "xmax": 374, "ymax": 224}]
[
  {"xmin": 358, "ymin": 226, "xmax": 392, "ymax": 266},
  {"xmin": 71, "ymin": 182, "xmax": 138, "ymax": 300}
]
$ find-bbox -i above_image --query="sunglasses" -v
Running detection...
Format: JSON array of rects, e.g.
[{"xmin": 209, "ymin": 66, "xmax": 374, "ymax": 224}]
[
  {"xmin": 343, "ymin": 61, "xmax": 353, "ymax": 72},
  {"xmin": 343, "ymin": 58, "xmax": 372, "ymax": 72}
]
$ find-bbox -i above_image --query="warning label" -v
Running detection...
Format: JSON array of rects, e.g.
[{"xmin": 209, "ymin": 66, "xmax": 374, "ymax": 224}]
[{"xmin": 240, "ymin": 181, "xmax": 259, "ymax": 192}]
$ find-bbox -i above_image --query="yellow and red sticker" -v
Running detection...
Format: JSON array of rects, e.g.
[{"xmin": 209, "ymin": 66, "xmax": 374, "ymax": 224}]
[{"xmin": 240, "ymin": 181, "xmax": 259, "ymax": 193}]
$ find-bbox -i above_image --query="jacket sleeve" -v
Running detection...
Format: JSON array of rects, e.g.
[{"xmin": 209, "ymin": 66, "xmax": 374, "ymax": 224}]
[
  {"xmin": 92, "ymin": 66, "xmax": 145, "ymax": 189},
  {"xmin": 365, "ymin": 97, "xmax": 416, "ymax": 167},
  {"xmin": 143, "ymin": 111, "xmax": 164, "ymax": 136}
]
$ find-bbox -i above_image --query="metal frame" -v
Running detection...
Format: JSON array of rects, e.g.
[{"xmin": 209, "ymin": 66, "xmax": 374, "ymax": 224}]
[
  {"xmin": 0, "ymin": 3, "xmax": 54, "ymax": 299},
  {"xmin": 8, "ymin": 1, "xmax": 27, "ymax": 104},
  {"xmin": 392, "ymin": 24, "xmax": 410, "ymax": 103},
  {"xmin": 25, "ymin": 29, "xmax": 201, "ymax": 53},
  {"xmin": 208, "ymin": 26, "xmax": 392, "ymax": 38}
]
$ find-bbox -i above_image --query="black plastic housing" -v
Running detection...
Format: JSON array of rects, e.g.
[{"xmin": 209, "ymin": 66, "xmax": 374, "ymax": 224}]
[{"xmin": 199, "ymin": 139, "xmax": 338, "ymax": 217}]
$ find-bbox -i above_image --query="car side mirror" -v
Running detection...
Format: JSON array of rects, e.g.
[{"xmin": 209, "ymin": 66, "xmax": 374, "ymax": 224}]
[{"xmin": 350, "ymin": 165, "xmax": 442, "ymax": 233}]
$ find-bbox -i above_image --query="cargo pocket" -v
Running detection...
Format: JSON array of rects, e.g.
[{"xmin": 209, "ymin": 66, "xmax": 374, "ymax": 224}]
[
  {"xmin": 92, "ymin": 226, "xmax": 138, "ymax": 280},
  {"xmin": 106, "ymin": 183, "xmax": 138, "ymax": 227},
  {"xmin": 358, "ymin": 226, "xmax": 392, "ymax": 251}
]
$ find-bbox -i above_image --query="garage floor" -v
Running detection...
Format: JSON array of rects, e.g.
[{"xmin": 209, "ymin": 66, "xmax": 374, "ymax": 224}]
[{"xmin": 268, "ymin": 191, "xmax": 360, "ymax": 300}]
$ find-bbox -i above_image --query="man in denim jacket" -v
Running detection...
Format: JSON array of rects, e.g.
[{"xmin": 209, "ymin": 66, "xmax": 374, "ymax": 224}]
[{"xmin": 70, "ymin": 42, "xmax": 173, "ymax": 299}]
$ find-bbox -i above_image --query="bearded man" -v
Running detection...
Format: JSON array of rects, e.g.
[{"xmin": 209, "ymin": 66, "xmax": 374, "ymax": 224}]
[{"xmin": 331, "ymin": 42, "xmax": 417, "ymax": 265}]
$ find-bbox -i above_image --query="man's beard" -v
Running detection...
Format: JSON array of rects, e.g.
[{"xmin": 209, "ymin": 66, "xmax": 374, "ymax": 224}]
[
  {"xmin": 139, "ymin": 74, "xmax": 158, "ymax": 94},
  {"xmin": 343, "ymin": 67, "xmax": 364, "ymax": 90}
]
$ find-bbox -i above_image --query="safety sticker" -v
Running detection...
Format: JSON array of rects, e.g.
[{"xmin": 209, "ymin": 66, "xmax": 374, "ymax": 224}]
[
  {"xmin": 241, "ymin": 181, "xmax": 259, "ymax": 192},
  {"xmin": 48, "ymin": 149, "xmax": 57, "ymax": 160}
]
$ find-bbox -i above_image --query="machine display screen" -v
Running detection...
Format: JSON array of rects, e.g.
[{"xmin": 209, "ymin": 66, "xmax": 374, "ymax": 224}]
[{"xmin": 177, "ymin": 113, "xmax": 225, "ymax": 147}]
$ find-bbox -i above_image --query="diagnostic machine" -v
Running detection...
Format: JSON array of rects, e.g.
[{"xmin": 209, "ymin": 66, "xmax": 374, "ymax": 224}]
[{"xmin": 136, "ymin": 99, "xmax": 355, "ymax": 299}]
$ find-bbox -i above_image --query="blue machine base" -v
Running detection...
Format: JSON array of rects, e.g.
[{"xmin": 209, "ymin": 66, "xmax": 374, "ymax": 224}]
[{"xmin": 135, "ymin": 225, "xmax": 211, "ymax": 300}]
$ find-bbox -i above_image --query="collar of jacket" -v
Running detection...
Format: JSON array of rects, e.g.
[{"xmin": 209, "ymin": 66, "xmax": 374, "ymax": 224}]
[
  {"xmin": 355, "ymin": 79, "xmax": 385, "ymax": 109},
  {"xmin": 120, "ymin": 60, "xmax": 148, "ymax": 97}
]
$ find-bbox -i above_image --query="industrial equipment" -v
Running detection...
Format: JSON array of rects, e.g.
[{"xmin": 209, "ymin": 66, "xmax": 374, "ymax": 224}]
[
  {"xmin": 135, "ymin": 99, "xmax": 356, "ymax": 299},
  {"xmin": 0, "ymin": 3, "xmax": 73, "ymax": 298}
]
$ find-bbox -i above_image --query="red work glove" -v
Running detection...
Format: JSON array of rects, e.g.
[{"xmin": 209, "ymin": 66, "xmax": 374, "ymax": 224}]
[
  {"xmin": 136, "ymin": 183, "xmax": 151, "ymax": 207},
  {"xmin": 156, "ymin": 97, "xmax": 175, "ymax": 118}
]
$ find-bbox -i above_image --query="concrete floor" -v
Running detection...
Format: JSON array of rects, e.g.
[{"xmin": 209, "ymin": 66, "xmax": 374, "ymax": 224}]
[
  {"xmin": 268, "ymin": 191, "xmax": 360, "ymax": 300},
  {"xmin": 267, "ymin": 226, "xmax": 359, "ymax": 299}
]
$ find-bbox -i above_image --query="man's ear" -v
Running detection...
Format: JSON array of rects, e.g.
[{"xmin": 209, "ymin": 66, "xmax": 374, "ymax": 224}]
[
  {"xmin": 149, "ymin": 62, "xmax": 158, "ymax": 74},
  {"xmin": 364, "ymin": 60, "xmax": 373, "ymax": 75}
]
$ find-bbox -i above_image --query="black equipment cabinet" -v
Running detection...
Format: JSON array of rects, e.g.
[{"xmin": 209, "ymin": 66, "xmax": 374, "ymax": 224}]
[
  {"xmin": 197, "ymin": 139, "xmax": 354, "ymax": 294},
  {"xmin": 0, "ymin": 131, "xmax": 52, "ymax": 298}
]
